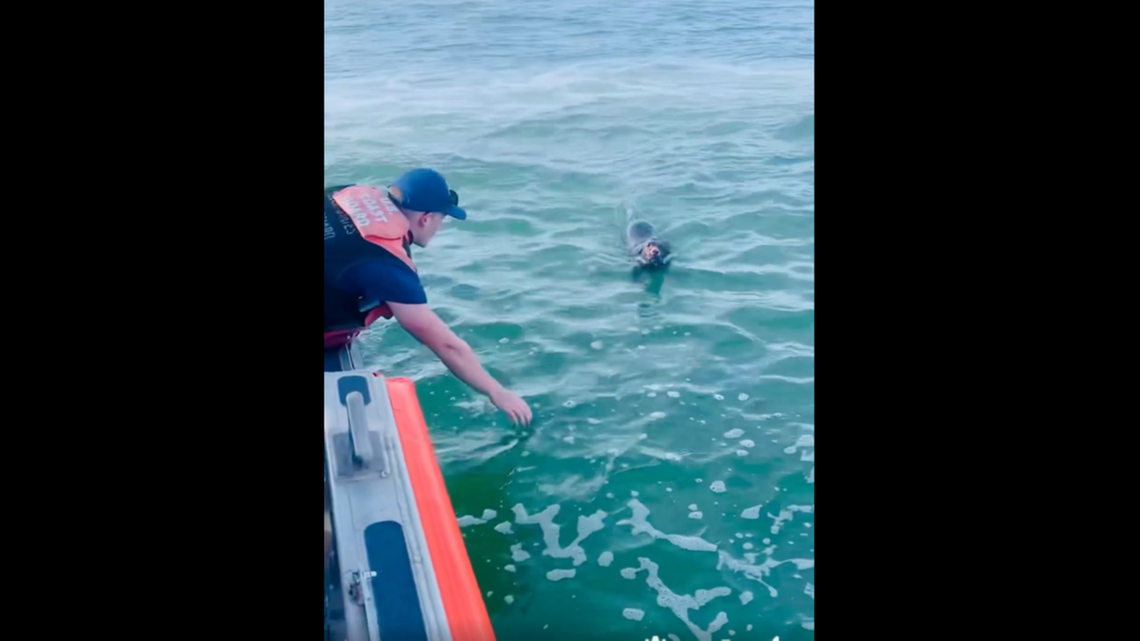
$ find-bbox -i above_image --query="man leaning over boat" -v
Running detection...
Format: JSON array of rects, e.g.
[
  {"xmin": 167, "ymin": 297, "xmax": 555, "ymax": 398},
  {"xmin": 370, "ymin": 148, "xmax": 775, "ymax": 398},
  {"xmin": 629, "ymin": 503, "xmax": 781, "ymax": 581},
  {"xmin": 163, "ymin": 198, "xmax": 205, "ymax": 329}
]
[{"xmin": 323, "ymin": 168, "xmax": 532, "ymax": 426}]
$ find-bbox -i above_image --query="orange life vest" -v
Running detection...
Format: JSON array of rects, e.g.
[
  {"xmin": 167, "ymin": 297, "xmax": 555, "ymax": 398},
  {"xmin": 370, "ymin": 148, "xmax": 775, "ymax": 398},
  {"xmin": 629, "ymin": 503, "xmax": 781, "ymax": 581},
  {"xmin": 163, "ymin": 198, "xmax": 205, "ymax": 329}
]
[{"xmin": 324, "ymin": 184, "xmax": 417, "ymax": 347}]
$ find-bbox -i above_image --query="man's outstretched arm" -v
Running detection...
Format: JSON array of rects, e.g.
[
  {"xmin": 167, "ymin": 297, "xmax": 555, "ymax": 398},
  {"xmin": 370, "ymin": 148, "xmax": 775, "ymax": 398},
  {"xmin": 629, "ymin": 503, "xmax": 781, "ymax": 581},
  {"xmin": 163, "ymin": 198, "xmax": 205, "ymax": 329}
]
[{"xmin": 388, "ymin": 301, "xmax": 532, "ymax": 426}]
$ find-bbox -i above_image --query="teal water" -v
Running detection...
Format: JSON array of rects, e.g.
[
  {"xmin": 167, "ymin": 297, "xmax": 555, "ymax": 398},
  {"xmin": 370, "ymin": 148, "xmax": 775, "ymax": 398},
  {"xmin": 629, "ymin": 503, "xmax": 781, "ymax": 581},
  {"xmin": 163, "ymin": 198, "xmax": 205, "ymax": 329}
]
[{"xmin": 325, "ymin": 1, "xmax": 814, "ymax": 639}]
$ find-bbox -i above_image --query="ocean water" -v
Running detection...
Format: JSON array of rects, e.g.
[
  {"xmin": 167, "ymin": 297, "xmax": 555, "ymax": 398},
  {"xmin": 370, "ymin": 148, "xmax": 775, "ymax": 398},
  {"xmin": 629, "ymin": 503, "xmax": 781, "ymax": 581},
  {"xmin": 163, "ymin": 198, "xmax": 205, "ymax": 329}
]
[{"xmin": 325, "ymin": 1, "xmax": 814, "ymax": 639}]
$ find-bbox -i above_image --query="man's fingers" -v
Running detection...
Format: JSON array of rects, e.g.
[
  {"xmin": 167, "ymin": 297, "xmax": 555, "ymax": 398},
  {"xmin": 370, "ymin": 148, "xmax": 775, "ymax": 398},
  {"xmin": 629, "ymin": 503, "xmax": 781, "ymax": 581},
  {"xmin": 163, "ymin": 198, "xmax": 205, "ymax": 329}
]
[{"xmin": 498, "ymin": 399, "xmax": 532, "ymax": 426}]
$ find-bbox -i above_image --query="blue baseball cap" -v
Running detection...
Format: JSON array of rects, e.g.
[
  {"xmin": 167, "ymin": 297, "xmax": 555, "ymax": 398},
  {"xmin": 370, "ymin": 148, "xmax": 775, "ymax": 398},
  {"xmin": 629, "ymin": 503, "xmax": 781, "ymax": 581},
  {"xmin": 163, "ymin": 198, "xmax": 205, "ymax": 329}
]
[{"xmin": 388, "ymin": 168, "xmax": 467, "ymax": 220}]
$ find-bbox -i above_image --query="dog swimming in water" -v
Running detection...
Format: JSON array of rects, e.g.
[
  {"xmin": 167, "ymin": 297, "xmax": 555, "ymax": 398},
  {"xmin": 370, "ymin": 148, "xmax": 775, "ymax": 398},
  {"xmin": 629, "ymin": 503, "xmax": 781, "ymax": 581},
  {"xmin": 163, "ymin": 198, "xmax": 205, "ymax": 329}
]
[{"xmin": 625, "ymin": 216, "xmax": 673, "ymax": 270}]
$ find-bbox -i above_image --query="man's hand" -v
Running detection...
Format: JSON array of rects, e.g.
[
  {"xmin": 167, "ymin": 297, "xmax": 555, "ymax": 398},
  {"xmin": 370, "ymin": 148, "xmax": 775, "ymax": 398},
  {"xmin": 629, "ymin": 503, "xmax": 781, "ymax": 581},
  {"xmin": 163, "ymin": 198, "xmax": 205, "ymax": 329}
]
[
  {"xmin": 490, "ymin": 388, "xmax": 532, "ymax": 427},
  {"xmin": 389, "ymin": 301, "xmax": 533, "ymax": 426}
]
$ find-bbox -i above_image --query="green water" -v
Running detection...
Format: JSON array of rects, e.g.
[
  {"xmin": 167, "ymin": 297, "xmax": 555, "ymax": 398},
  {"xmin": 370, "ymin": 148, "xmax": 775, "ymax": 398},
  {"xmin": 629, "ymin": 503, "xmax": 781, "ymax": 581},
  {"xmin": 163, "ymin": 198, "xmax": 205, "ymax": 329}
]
[{"xmin": 326, "ymin": 1, "xmax": 814, "ymax": 638}]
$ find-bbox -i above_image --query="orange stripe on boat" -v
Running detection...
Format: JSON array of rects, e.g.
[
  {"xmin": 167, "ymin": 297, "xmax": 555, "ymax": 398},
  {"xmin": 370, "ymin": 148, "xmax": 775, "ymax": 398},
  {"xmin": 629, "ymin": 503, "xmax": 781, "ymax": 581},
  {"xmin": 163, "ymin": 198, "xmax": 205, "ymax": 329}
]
[{"xmin": 386, "ymin": 377, "xmax": 496, "ymax": 641}]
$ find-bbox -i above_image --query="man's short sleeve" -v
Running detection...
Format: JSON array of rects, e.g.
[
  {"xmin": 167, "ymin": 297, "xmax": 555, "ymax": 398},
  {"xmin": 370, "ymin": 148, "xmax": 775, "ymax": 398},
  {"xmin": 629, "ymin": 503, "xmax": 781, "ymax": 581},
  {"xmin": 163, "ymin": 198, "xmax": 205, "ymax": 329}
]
[{"xmin": 340, "ymin": 258, "xmax": 427, "ymax": 305}]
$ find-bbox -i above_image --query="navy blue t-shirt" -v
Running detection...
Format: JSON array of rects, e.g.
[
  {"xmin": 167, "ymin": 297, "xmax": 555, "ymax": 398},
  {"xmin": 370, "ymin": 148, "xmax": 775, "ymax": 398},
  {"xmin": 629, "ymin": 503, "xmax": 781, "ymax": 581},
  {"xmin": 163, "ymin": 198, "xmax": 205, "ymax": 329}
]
[{"xmin": 335, "ymin": 256, "xmax": 427, "ymax": 307}]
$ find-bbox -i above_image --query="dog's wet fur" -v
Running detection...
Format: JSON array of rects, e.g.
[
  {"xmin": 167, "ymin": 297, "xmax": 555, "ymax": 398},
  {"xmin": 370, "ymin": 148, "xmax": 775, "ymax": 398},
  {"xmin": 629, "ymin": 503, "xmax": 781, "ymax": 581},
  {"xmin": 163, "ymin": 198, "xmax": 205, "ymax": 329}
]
[{"xmin": 626, "ymin": 219, "xmax": 673, "ymax": 270}]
